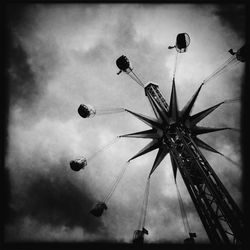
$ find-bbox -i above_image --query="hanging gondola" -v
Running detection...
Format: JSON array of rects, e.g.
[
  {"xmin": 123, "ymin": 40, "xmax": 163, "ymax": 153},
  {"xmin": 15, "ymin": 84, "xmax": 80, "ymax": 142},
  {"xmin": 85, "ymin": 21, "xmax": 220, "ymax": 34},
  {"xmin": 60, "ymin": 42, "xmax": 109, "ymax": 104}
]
[
  {"xmin": 90, "ymin": 202, "xmax": 108, "ymax": 217},
  {"xmin": 116, "ymin": 55, "xmax": 144, "ymax": 87},
  {"xmin": 132, "ymin": 177, "xmax": 150, "ymax": 244},
  {"xmin": 70, "ymin": 157, "xmax": 87, "ymax": 171},
  {"xmin": 228, "ymin": 45, "xmax": 246, "ymax": 62},
  {"xmin": 132, "ymin": 228, "xmax": 148, "ymax": 245},
  {"xmin": 78, "ymin": 104, "xmax": 96, "ymax": 118},
  {"xmin": 116, "ymin": 55, "xmax": 133, "ymax": 75},
  {"xmin": 70, "ymin": 137, "xmax": 120, "ymax": 172},
  {"xmin": 78, "ymin": 104, "xmax": 125, "ymax": 118},
  {"xmin": 168, "ymin": 33, "xmax": 191, "ymax": 53},
  {"xmin": 184, "ymin": 233, "xmax": 197, "ymax": 244},
  {"xmin": 175, "ymin": 181, "xmax": 197, "ymax": 243},
  {"xmin": 89, "ymin": 162, "xmax": 130, "ymax": 217}
]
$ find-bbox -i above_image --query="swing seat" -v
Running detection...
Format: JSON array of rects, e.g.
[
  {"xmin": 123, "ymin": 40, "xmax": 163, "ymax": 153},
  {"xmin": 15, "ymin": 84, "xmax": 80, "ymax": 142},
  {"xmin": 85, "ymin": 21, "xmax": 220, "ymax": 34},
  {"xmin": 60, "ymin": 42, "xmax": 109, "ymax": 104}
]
[
  {"xmin": 132, "ymin": 228, "xmax": 149, "ymax": 244},
  {"xmin": 78, "ymin": 104, "xmax": 96, "ymax": 118},
  {"xmin": 184, "ymin": 237, "xmax": 195, "ymax": 244},
  {"xmin": 133, "ymin": 230, "xmax": 144, "ymax": 244},
  {"xmin": 90, "ymin": 202, "xmax": 108, "ymax": 217},
  {"xmin": 236, "ymin": 45, "xmax": 246, "ymax": 62},
  {"xmin": 175, "ymin": 33, "xmax": 190, "ymax": 53},
  {"xmin": 142, "ymin": 227, "xmax": 149, "ymax": 235},
  {"xmin": 116, "ymin": 55, "xmax": 132, "ymax": 73},
  {"xmin": 184, "ymin": 232, "xmax": 196, "ymax": 244},
  {"xmin": 70, "ymin": 157, "xmax": 87, "ymax": 171}
]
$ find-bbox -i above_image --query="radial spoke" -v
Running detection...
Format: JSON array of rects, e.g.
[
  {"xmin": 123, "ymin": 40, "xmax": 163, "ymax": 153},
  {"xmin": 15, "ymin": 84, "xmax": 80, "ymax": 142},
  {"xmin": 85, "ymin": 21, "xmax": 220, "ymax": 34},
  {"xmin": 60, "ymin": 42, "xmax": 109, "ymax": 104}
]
[
  {"xmin": 119, "ymin": 129, "xmax": 160, "ymax": 139},
  {"xmin": 149, "ymin": 146, "xmax": 169, "ymax": 176},
  {"xmin": 128, "ymin": 140, "xmax": 160, "ymax": 162},
  {"xmin": 193, "ymin": 137, "xmax": 222, "ymax": 155},
  {"xmin": 125, "ymin": 109, "xmax": 161, "ymax": 128},
  {"xmin": 191, "ymin": 126, "xmax": 230, "ymax": 135},
  {"xmin": 168, "ymin": 78, "xmax": 179, "ymax": 122},
  {"xmin": 181, "ymin": 83, "xmax": 204, "ymax": 119},
  {"xmin": 189, "ymin": 102, "xmax": 224, "ymax": 126}
]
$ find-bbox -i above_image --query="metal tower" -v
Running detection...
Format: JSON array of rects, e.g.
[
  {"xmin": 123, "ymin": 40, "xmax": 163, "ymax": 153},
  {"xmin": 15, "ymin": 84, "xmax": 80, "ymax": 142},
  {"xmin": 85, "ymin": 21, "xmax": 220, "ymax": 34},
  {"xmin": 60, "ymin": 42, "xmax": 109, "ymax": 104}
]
[
  {"xmin": 120, "ymin": 80, "xmax": 244, "ymax": 244},
  {"xmin": 74, "ymin": 43, "xmax": 246, "ymax": 244}
]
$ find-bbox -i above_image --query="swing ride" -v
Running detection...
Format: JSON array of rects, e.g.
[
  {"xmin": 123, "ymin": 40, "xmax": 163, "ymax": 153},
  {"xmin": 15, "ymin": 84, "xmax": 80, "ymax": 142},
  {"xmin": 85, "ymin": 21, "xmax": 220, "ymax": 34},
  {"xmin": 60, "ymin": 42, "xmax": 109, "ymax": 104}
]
[{"xmin": 70, "ymin": 33, "xmax": 246, "ymax": 244}]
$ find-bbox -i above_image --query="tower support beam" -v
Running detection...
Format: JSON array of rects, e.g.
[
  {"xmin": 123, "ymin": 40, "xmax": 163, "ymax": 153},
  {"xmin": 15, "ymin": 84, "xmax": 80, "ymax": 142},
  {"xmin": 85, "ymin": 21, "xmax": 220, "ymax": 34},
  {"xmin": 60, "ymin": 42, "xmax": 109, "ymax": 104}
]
[
  {"xmin": 143, "ymin": 83, "xmax": 244, "ymax": 244},
  {"xmin": 165, "ymin": 127, "xmax": 244, "ymax": 244}
]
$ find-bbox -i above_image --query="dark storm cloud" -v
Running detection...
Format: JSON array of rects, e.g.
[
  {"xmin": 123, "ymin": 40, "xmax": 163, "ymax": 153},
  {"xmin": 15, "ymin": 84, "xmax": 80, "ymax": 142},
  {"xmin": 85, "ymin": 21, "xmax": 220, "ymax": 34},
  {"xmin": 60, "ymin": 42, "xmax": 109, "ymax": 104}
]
[
  {"xmin": 4, "ymin": 168, "xmax": 12, "ymax": 224},
  {"xmin": 6, "ymin": 4, "xmax": 30, "ymax": 31},
  {"xmin": 7, "ymin": 160, "xmax": 106, "ymax": 240},
  {"xmin": 6, "ymin": 4, "xmax": 62, "ymax": 111},
  {"xmin": 214, "ymin": 4, "xmax": 246, "ymax": 39},
  {"xmin": 6, "ymin": 4, "xmax": 37, "ymax": 107},
  {"xmin": 7, "ymin": 39, "xmax": 39, "ymax": 107},
  {"xmin": 153, "ymin": 193, "xmax": 196, "ymax": 223},
  {"xmin": 4, "ymin": 4, "xmax": 244, "ymax": 243}
]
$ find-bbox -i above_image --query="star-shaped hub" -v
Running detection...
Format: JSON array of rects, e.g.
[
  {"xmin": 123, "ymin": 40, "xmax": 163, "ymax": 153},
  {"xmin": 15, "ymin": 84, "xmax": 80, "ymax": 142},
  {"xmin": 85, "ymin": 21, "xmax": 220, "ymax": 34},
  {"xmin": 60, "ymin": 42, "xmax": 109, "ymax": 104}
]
[{"xmin": 120, "ymin": 79, "xmax": 230, "ymax": 177}]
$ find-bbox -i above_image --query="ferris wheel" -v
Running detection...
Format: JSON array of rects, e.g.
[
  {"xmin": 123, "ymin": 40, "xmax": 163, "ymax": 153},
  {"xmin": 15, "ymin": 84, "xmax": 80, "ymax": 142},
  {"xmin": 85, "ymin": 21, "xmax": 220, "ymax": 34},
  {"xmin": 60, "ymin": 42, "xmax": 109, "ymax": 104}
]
[{"xmin": 69, "ymin": 33, "xmax": 246, "ymax": 245}]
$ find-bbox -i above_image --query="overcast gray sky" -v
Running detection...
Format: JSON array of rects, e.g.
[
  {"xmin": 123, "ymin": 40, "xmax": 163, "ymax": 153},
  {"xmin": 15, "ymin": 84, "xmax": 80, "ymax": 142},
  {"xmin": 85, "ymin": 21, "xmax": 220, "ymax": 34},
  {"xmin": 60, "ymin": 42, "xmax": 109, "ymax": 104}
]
[{"xmin": 5, "ymin": 3, "xmax": 245, "ymax": 244}]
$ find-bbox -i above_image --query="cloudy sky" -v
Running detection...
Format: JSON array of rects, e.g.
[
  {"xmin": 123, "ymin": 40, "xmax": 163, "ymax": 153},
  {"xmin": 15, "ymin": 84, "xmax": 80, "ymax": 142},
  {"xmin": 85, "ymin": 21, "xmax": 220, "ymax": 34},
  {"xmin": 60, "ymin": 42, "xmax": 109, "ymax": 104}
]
[{"xmin": 4, "ymin": 3, "xmax": 245, "ymax": 244}]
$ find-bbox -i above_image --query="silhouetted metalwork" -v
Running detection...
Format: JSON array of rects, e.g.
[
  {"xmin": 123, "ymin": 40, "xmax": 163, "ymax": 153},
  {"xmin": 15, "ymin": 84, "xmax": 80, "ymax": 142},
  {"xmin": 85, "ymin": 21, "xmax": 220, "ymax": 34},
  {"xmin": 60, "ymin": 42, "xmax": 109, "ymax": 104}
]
[
  {"xmin": 120, "ymin": 79, "xmax": 244, "ymax": 244},
  {"xmin": 70, "ymin": 40, "xmax": 244, "ymax": 245}
]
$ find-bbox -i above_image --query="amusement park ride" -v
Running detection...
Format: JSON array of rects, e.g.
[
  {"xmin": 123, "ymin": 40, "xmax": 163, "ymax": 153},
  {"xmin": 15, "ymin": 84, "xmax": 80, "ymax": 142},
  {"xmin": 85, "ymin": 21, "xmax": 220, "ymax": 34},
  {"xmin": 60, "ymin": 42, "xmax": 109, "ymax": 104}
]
[{"xmin": 70, "ymin": 33, "xmax": 246, "ymax": 245}]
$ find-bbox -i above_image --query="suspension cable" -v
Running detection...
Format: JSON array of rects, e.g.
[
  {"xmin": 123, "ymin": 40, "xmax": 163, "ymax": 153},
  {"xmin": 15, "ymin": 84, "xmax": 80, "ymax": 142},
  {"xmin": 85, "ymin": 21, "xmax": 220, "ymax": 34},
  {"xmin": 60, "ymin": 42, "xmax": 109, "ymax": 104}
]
[
  {"xmin": 131, "ymin": 71, "xmax": 145, "ymax": 87},
  {"xmin": 203, "ymin": 55, "xmax": 237, "ymax": 84},
  {"xmin": 103, "ymin": 161, "xmax": 130, "ymax": 203},
  {"xmin": 137, "ymin": 177, "xmax": 151, "ymax": 230},
  {"xmin": 223, "ymin": 98, "xmax": 241, "ymax": 104},
  {"xmin": 175, "ymin": 181, "xmax": 191, "ymax": 236},
  {"xmin": 228, "ymin": 128, "xmax": 240, "ymax": 132},
  {"xmin": 221, "ymin": 154, "xmax": 241, "ymax": 168},
  {"xmin": 209, "ymin": 59, "xmax": 240, "ymax": 82},
  {"xmin": 129, "ymin": 71, "xmax": 145, "ymax": 88},
  {"xmin": 173, "ymin": 51, "xmax": 179, "ymax": 79},
  {"xmin": 141, "ymin": 177, "xmax": 151, "ymax": 229},
  {"xmin": 88, "ymin": 136, "xmax": 120, "ymax": 161},
  {"xmin": 204, "ymin": 55, "xmax": 235, "ymax": 83},
  {"xmin": 96, "ymin": 108, "xmax": 126, "ymax": 115},
  {"xmin": 127, "ymin": 72, "xmax": 144, "ymax": 87}
]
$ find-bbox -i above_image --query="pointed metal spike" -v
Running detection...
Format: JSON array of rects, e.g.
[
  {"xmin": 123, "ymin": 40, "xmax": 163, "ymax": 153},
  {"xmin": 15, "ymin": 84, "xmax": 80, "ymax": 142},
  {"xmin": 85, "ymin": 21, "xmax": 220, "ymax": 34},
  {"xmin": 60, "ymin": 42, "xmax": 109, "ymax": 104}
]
[
  {"xmin": 170, "ymin": 153, "xmax": 178, "ymax": 182},
  {"xmin": 149, "ymin": 146, "xmax": 169, "ymax": 176},
  {"xmin": 125, "ymin": 109, "xmax": 161, "ymax": 128},
  {"xmin": 191, "ymin": 126, "xmax": 230, "ymax": 135},
  {"xmin": 147, "ymin": 93, "xmax": 170, "ymax": 124},
  {"xmin": 181, "ymin": 83, "xmax": 204, "ymax": 119},
  {"xmin": 168, "ymin": 78, "xmax": 179, "ymax": 122},
  {"xmin": 120, "ymin": 129, "xmax": 160, "ymax": 139},
  {"xmin": 193, "ymin": 137, "xmax": 223, "ymax": 155},
  {"xmin": 128, "ymin": 140, "xmax": 160, "ymax": 162},
  {"xmin": 189, "ymin": 102, "xmax": 224, "ymax": 125}
]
